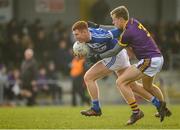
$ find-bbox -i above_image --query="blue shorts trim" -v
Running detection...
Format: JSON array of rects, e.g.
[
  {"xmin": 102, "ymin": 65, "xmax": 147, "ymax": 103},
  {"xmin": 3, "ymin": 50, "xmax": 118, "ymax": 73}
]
[{"xmin": 106, "ymin": 56, "xmax": 116, "ymax": 68}]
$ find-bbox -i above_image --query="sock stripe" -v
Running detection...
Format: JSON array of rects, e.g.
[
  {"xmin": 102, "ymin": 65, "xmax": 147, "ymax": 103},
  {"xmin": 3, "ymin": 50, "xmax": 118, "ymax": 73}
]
[
  {"xmin": 129, "ymin": 101, "xmax": 136, "ymax": 105},
  {"xmin": 132, "ymin": 107, "xmax": 139, "ymax": 111},
  {"xmin": 131, "ymin": 105, "xmax": 138, "ymax": 108},
  {"xmin": 133, "ymin": 109, "xmax": 140, "ymax": 113},
  {"xmin": 129, "ymin": 100, "xmax": 140, "ymax": 114},
  {"xmin": 131, "ymin": 103, "xmax": 138, "ymax": 107},
  {"xmin": 133, "ymin": 108, "xmax": 140, "ymax": 111}
]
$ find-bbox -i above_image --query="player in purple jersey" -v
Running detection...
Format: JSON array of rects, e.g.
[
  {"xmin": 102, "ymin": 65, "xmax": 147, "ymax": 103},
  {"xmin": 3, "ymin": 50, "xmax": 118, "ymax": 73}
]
[{"xmin": 88, "ymin": 6, "xmax": 171, "ymax": 124}]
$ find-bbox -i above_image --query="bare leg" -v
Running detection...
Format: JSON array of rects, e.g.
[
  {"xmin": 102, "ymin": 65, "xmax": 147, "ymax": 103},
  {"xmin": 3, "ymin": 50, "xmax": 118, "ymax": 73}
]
[
  {"xmin": 142, "ymin": 75, "xmax": 166, "ymax": 121},
  {"xmin": 130, "ymin": 82, "xmax": 153, "ymax": 101},
  {"xmin": 81, "ymin": 61, "xmax": 112, "ymax": 116},
  {"xmin": 151, "ymin": 84, "xmax": 164, "ymax": 101},
  {"xmin": 116, "ymin": 68, "xmax": 153, "ymax": 101},
  {"xmin": 142, "ymin": 76, "xmax": 164, "ymax": 101},
  {"xmin": 84, "ymin": 61, "xmax": 112, "ymax": 100},
  {"xmin": 116, "ymin": 65, "xmax": 147, "ymax": 125},
  {"xmin": 116, "ymin": 66, "xmax": 144, "ymax": 104}
]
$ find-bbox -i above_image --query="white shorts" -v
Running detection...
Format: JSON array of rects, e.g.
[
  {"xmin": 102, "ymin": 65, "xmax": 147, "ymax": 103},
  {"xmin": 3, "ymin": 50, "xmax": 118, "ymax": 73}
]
[
  {"xmin": 135, "ymin": 56, "xmax": 164, "ymax": 77},
  {"xmin": 101, "ymin": 49, "xmax": 130, "ymax": 71}
]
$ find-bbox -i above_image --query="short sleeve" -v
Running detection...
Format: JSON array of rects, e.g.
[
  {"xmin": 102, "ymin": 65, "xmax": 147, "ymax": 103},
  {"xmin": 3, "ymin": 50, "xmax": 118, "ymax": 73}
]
[{"xmin": 90, "ymin": 28, "xmax": 113, "ymax": 43}]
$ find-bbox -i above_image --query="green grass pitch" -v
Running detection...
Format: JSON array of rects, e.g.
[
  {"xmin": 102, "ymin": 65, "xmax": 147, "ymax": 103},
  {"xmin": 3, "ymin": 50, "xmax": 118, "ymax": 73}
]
[{"xmin": 0, "ymin": 105, "xmax": 179, "ymax": 129}]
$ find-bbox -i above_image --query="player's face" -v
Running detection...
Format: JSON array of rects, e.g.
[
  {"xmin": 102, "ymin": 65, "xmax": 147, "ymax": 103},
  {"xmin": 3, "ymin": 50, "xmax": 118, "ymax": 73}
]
[
  {"xmin": 73, "ymin": 29, "xmax": 89, "ymax": 43},
  {"xmin": 111, "ymin": 14, "xmax": 123, "ymax": 29}
]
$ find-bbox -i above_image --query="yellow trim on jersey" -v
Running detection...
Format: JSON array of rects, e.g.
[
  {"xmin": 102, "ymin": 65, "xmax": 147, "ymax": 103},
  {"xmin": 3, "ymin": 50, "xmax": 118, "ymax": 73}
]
[
  {"xmin": 118, "ymin": 41, "xmax": 128, "ymax": 47},
  {"xmin": 118, "ymin": 26, "xmax": 128, "ymax": 47}
]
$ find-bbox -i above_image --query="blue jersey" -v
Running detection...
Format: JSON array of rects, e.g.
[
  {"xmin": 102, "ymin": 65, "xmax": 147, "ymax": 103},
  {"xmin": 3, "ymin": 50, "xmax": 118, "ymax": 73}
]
[{"xmin": 87, "ymin": 28, "xmax": 122, "ymax": 54}]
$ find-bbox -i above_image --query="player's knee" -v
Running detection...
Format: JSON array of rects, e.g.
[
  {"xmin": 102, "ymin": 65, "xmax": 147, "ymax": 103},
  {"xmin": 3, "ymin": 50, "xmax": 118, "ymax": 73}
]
[
  {"xmin": 129, "ymin": 82, "xmax": 136, "ymax": 89},
  {"xmin": 84, "ymin": 73, "xmax": 89, "ymax": 83},
  {"xmin": 116, "ymin": 77, "xmax": 130, "ymax": 88},
  {"xmin": 84, "ymin": 72, "xmax": 93, "ymax": 83},
  {"xmin": 116, "ymin": 78, "xmax": 124, "ymax": 88}
]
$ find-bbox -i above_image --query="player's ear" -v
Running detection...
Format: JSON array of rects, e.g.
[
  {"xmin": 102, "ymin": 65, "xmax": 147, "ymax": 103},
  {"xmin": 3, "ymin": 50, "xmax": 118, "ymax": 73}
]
[{"xmin": 119, "ymin": 17, "xmax": 125, "ymax": 22}]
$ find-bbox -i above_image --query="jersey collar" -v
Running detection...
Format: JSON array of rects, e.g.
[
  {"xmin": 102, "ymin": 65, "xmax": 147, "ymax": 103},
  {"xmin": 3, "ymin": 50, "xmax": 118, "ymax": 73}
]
[
  {"xmin": 124, "ymin": 18, "xmax": 133, "ymax": 30},
  {"xmin": 123, "ymin": 20, "xmax": 129, "ymax": 30}
]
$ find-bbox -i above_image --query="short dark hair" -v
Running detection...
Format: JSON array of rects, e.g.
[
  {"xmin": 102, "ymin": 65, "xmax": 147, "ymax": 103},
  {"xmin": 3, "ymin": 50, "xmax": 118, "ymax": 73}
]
[{"xmin": 110, "ymin": 6, "xmax": 129, "ymax": 20}]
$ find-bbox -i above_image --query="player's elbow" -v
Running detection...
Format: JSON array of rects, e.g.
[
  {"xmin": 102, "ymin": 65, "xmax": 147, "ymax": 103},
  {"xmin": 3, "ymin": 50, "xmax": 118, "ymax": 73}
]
[
  {"xmin": 108, "ymin": 50, "xmax": 119, "ymax": 57},
  {"xmin": 110, "ymin": 49, "xmax": 120, "ymax": 57},
  {"xmin": 114, "ymin": 49, "xmax": 120, "ymax": 55}
]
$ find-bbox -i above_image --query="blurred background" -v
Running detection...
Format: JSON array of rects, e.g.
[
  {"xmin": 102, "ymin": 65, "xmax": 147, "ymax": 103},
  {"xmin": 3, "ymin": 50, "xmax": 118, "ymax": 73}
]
[{"xmin": 0, "ymin": 0, "xmax": 180, "ymax": 107}]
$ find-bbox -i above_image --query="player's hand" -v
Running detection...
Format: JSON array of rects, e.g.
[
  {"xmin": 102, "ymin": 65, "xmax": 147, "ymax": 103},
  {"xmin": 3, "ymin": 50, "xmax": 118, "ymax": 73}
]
[
  {"xmin": 86, "ymin": 58, "xmax": 94, "ymax": 67},
  {"xmin": 88, "ymin": 54, "xmax": 102, "ymax": 63},
  {"xmin": 87, "ymin": 21, "xmax": 99, "ymax": 28},
  {"xmin": 73, "ymin": 52, "xmax": 84, "ymax": 59}
]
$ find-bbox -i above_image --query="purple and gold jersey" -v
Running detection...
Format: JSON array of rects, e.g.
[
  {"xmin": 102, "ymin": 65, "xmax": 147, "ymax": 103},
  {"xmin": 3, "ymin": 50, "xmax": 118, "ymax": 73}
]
[{"xmin": 117, "ymin": 18, "xmax": 161, "ymax": 60}]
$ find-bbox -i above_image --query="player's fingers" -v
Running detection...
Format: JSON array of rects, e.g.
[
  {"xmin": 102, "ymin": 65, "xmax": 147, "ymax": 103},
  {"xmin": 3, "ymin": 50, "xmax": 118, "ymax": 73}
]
[
  {"xmin": 77, "ymin": 54, "xmax": 84, "ymax": 59},
  {"xmin": 73, "ymin": 52, "xmax": 78, "ymax": 57}
]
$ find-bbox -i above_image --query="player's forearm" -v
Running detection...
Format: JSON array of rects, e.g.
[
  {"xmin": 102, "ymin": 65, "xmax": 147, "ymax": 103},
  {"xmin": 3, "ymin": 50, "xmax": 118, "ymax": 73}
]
[
  {"xmin": 99, "ymin": 25, "xmax": 116, "ymax": 30},
  {"xmin": 99, "ymin": 44, "xmax": 124, "ymax": 59}
]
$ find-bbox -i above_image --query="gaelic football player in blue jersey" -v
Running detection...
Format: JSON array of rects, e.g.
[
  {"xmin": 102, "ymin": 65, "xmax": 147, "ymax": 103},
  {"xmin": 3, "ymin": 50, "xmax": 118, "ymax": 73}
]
[{"xmin": 72, "ymin": 21, "xmax": 170, "ymax": 125}]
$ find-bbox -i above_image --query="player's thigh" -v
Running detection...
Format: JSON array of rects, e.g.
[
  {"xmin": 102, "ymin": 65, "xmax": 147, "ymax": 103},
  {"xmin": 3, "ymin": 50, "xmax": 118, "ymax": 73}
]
[
  {"xmin": 84, "ymin": 61, "xmax": 112, "ymax": 81},
  {"xmin": 116, "ymin": 67, "xmax": 139, "ymax": 89},
  {"xmin": 116, "ymin": 65, "xmax": 144, "ymax": 85},
  {"xmin": 116, "ymin": 67, "xmax": 128, "ymax": 77}
]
